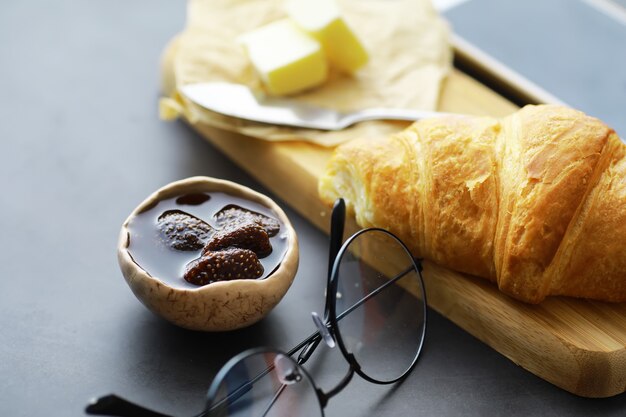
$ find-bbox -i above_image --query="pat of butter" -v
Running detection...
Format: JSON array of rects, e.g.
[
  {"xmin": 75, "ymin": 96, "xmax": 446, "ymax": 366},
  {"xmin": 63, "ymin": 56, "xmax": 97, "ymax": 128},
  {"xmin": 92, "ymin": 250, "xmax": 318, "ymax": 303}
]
[
  {"xmin": 239, "ymin": 19, "xmax": 328, "ymax": 96},
  {"xmin": 286, "ymin": 0, "xmax": 368, "ymax": 74}
]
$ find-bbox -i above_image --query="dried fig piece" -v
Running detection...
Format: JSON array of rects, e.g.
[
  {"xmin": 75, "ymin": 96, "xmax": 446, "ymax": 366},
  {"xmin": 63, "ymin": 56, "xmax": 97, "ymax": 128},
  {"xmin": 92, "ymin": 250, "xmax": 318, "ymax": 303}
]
[
  {"xmin": 157, "ymin": 210, "xmax": 214, "ymax": 251},
  {"xmin": 184, "ymin": 248, "xmax": 264, "ymax": 286},
  {"xmin": 215, "ymin": 205, "xmax": 281, "ymax": 237},
  {"xmin": 204, "ymin": 221, "xmax": 272, "ymax": 258}
]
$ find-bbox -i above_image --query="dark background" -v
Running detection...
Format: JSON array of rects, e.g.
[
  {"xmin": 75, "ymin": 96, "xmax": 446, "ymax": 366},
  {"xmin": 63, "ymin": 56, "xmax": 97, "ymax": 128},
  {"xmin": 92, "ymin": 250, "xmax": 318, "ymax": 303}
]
[{"xmin": 1, "ymin": 1, "xmax": 625, "ymax": 416}]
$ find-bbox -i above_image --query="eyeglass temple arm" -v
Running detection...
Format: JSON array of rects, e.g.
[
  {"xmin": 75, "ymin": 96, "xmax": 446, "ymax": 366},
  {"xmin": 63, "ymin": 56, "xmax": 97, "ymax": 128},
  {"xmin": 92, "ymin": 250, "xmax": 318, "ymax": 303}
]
[
  {"xmin": 324, "ymin": 198, "xmax": 346, "ymax": 320},
  {"xmin": 85, "ymin": 394, "xmax": 178, "ymax": 417}
]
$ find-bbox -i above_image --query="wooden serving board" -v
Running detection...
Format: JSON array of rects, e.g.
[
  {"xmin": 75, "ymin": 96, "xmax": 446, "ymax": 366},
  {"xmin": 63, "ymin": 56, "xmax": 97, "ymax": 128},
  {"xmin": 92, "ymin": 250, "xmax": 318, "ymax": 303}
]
[{"xmin": 162, "ymin": 43, "xmax": 626, "ymax": 398}]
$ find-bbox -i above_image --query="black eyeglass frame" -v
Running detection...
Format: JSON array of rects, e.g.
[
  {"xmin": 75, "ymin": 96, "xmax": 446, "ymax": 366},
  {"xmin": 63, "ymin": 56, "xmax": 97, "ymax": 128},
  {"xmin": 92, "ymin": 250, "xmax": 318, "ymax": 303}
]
[{"xmin": 204, "ymin": 198, "xmax": 428, "ymax": 414}]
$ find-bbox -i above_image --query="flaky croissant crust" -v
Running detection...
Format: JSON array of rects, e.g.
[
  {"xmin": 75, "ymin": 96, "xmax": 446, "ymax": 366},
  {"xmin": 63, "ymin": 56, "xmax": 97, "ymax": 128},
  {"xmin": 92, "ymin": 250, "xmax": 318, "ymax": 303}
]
[{"xmin": 319, "ymin": 104, "xmax": 626, "ymax": 303}]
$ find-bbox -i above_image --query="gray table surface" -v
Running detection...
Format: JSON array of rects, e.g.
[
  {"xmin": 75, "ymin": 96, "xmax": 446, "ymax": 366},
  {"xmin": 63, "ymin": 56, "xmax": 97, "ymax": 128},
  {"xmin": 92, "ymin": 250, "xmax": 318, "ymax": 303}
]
[{"xmin": 1, "ymin": 1, "xmax": 625, "ymax": 416}]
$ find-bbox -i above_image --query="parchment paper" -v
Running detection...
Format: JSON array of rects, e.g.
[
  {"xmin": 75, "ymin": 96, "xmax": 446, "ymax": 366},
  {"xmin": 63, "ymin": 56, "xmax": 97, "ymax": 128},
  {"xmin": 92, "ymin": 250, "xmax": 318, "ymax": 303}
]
[{"xmin": 162, "ymin": 0, "xmax": 452, "ymax": 146}]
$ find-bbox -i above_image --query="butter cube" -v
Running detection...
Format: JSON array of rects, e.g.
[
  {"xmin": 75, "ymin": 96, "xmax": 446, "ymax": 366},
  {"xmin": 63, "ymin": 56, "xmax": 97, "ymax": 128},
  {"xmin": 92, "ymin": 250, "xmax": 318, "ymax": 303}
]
[
  {"xmin": 286, "ymin": 0, "xmax": 368, "ymax": 74},
  {"xmin": 239, "ymin": 19, "xmax": 328, "ymax": 96}
]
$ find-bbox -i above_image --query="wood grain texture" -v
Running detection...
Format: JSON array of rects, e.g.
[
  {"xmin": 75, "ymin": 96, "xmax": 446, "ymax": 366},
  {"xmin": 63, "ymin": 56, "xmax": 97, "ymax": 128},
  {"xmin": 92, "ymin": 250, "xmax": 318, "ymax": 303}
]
[{"xmin": 163, "ymin": 46, "xmax": 626, "ymax": 396}]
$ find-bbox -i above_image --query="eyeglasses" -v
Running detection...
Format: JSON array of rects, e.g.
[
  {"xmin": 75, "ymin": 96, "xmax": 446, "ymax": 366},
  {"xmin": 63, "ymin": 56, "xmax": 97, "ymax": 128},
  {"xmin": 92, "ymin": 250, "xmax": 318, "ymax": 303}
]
[{"xmin": 86, "ymin": 198, "xmax": 427, "ymax": 417}]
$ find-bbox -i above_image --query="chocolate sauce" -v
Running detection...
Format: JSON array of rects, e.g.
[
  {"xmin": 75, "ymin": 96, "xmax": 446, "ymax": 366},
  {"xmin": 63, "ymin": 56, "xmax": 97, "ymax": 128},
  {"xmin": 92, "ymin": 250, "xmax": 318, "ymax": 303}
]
[{"xmin": 126, "ymin": 192, "xmax": 289, "ymax": 289}]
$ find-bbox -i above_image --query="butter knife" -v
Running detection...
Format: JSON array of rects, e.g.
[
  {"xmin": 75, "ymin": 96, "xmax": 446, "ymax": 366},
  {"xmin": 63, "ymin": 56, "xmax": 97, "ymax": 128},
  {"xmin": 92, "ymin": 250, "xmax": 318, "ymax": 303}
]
[{"xmin": 180, "ymin": 82, "xmax": 450, "ymax": 131}]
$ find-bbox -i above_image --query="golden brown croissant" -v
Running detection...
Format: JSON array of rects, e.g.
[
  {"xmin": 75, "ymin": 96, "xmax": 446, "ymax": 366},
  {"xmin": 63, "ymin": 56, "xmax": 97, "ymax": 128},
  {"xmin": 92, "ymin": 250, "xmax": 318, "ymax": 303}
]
[{"xmin": 318, "ymin": 104, "xmax": 626, "ymax": 303}]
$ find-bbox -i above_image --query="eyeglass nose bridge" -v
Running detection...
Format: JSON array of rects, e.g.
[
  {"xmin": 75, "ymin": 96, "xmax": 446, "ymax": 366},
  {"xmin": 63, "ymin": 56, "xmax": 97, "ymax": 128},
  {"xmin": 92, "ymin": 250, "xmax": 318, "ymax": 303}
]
[
  {"xmin": 311, "ymin": 311, "xmax": 336, "ymax": 348},
  {"xmin": 274, "ymin": 354, "xmax": 303, "ymax": 385}
]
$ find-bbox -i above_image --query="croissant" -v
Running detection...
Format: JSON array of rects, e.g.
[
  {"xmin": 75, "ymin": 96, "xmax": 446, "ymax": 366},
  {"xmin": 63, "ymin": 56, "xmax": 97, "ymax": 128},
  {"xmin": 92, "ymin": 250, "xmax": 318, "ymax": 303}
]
[{"xmin": 318, "ymin": 104, "xmax": 626, "ymax": 303}]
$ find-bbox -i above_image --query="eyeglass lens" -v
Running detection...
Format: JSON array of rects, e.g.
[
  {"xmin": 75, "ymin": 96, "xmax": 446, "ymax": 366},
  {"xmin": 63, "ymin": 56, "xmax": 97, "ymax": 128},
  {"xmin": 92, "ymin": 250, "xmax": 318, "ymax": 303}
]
[
  {"xmin": 206, "ymin": 351, "xmax": 321, "ymax": 417},
  {"xmin": 333, "ymin": 229, "xmax": 426, "ymax": 383}
]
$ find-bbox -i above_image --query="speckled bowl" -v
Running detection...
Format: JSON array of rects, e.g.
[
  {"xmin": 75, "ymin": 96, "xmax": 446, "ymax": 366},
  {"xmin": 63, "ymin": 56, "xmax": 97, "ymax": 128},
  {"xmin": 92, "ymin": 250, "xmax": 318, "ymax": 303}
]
[{"xmin": 117, "ymin": 176, "xmax": 299, "ymax": 331}]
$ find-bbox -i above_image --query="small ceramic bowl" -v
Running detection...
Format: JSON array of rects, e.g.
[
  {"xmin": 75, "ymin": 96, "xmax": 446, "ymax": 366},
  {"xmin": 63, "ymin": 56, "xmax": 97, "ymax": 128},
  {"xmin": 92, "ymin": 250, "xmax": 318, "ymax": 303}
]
[{"xmin": 117, "ymin": 176, "xmax": 299, "ymax": 331}]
